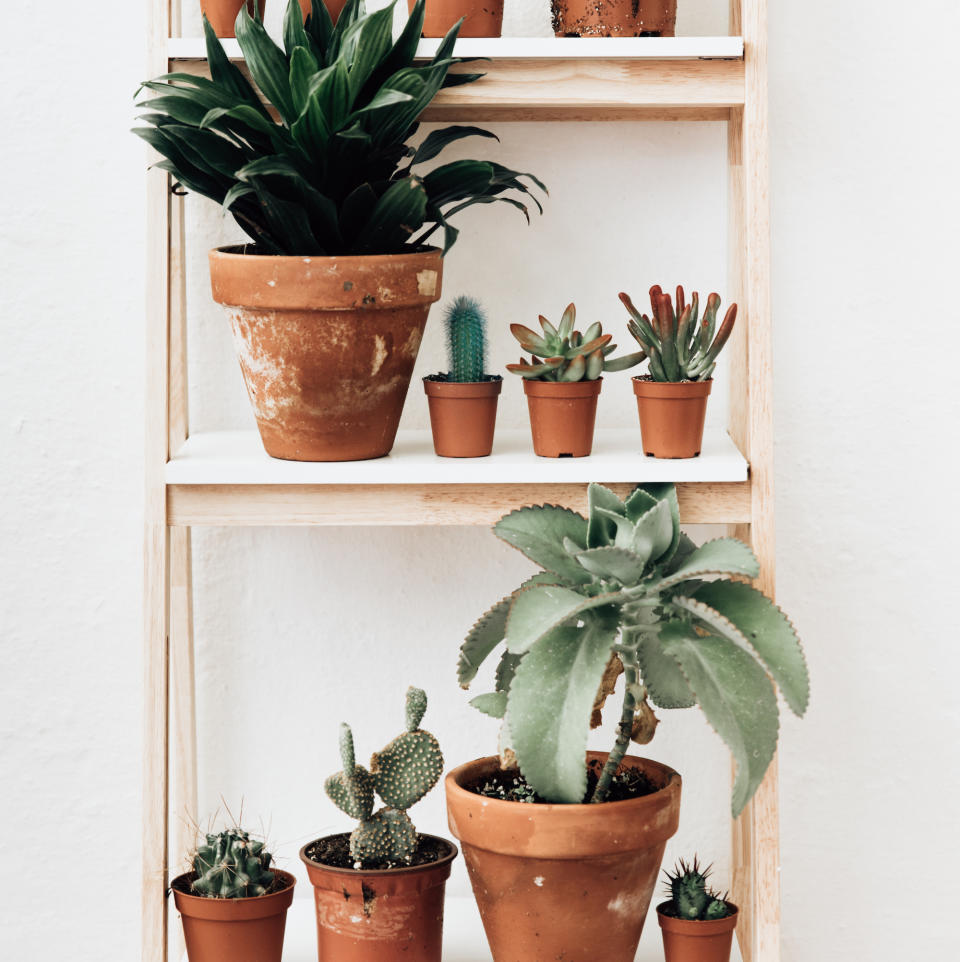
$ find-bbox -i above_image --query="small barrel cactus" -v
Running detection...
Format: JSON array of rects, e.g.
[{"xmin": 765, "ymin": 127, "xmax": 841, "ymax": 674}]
[
  {"xmin": 444, "ymin": 296, "xmax": 488, "ymax": 383},
  {"xmin": 663, "ymin": 857, "xmax": 732, "ymax": 920},
  {"xmin": 190, "ymin": 828, "xmax": 275, "ymax": 899},
  {"xmin": 506, "ymin": 304, "xmax": 645, "ymax": 381},
  {"xmin": 325, "ymin": 687, "xmax": 444, "ymax": 867}
]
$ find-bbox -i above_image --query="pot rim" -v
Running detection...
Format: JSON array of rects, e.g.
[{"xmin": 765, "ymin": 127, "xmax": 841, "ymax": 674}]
[
  {"xmin": 423, "ymin": 376, "xmax": 504, "ymax": 398},
  {"xmin": 522, "ymin": 377, "xmax": 603, "ymax": 397},
  {"xmin": 299, "ymin": 832, "xmax": 459, "ymax": 878},
  {"xmin": 656, "ymin": 899, "xmax": 740, "ymax": 932},
  {"xmin": 210, "ymin": 243, "xmax": 443, "ymax": 263},
  {"xmin": 170, "ymin": 867, "xmax": 297, "ymax": 905},
  {"xmin": 631, "ymin": 376, "xmax": 713, "ymax": 398}
]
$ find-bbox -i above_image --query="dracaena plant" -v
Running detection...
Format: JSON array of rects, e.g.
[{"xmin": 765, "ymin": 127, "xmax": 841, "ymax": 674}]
[
  {"xmin": 458, "ymin": 483, "xmax": 808, "ymax": 816},
  {"xmin": 133, "ymin": 0, "xmax": 545, "ymax": 255}
]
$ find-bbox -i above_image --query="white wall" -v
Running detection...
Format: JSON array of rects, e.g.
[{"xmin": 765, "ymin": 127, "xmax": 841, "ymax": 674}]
[{"xmin": 2, "ymin": 0, "xmax": 958, "ymax": 959}]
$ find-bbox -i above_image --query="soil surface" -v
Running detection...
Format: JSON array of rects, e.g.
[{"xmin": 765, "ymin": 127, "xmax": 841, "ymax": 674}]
[
  {"xmin": 424, "ymin": 373, "xmax": 502, "ymax": 383},
  {"xmin": 634, "ymin": 374, "xmax": 709, "ymax": 383},
  {"xmin": 170, "ymin": 869, "xmax": 291, "ymax": 897},
  {"xmin": 469, "ymin": 760, "xmax": 659, "ymax": 803},
  {"xmin": 304, "ymin": 833, "xmax": 449, "ymax": 871}
]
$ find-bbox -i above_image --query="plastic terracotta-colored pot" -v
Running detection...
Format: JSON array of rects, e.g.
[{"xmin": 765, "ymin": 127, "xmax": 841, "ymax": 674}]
[
  {"xmin": 299, "ymin": 834, "xmax": 458, "ymax": 962},
  {"xmin": 200, "ymin": 0, "xmax": 265, "ymax": 38},
  {"xmin": 446, "ymin": 752, "xmax": 681, "ymax": 962},
  {"xmin": 423, "ymin": 377, "xmax": 502, "ymax": 457},
  {"xmin": 209, "ymin": 245, "xmax": 443, "ymax": 462},
  {"xmin": 632, "ymin": 377, "xmax": 712, "ymax": 458},
  {"xmin": 657, "ymin": 901, "xmax": 740, "ymax": 962},
  {"xmin": 410, "ymin": 0, "xmax": 504, "ymax": 37},
  {"xmin": 171, "ymin": 869, "xmax": 295, "ymax": 962},
  {"xmin": 551, "ymin": 0, "xmax": 676, "ymax": 37},
  {"xmin": 523, "ymin": 378, "xmax": 601, "ymax": 457}
]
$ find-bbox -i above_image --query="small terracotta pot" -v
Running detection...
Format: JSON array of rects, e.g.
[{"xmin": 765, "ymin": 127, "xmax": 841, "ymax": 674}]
[
  {"xmin": 523, "ymin": 378, "xmax": 601, "ymax": 457},
  {"xmin": 171, "ymin": 869, "xmax": 295, "ymax": 962},
  {"xmin": 657, "ymin": 901, "xmax": 740, "ymax": 962},
  {"xmin": 299, "ymin": 835, "xmax": 458, "ymax": 962},
  {"xmin": 209, "ymin": 245, "xmax": 442, "ymax": 462},
  {"xmin": 409, "ymin": 0, "xmax": 504, "ymax": 37},
  {"xmin": 551, "ymin": 0, "xmax": 676, "ymax": 37},
  {"xmin": 423, "ymin": 377, "xmax": 502, "ymax": 457},
  {"xmin": 446, "ymin": 753, "xmax": 682, "ymax": 962},
  {"xmin": 632, "ymin": 377, "xmax": 712, "ymax": 458},
  {"xmin": 200, "ymin": 0, "xmax": 265, "ymax": 37}
]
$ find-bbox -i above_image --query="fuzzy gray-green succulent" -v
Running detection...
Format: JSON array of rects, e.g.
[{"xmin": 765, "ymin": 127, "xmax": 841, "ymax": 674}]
[
  {"xmin": 325, "ymin": 687, "xmax": 443, "ymax": 866},
  {"xmin": 458, "ymin": 483, "xmax": 809, "ymax": 815},
  {"xmin": 190, "ymin": 828, "xmax": 275, "ymax": 898}
]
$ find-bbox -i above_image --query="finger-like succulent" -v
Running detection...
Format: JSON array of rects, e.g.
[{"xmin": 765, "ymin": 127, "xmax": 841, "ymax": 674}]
[
  {"xmin": 443, "ymin": 296, "xmax": 489, "ymax": 383},
  {"xmin": 663, "ymin": 857, "xmax": 732, "ymax": 920},
  {"xmin": 620, "ymin": 285, "xmax": 737, "ymax": 382},
  {"xmin": 190, "ymin": 828, "xmax": 275, "ymax": 899},
  {"xmin": 325, "ymin": 687, "xmax": 443, "ymax": 867}
]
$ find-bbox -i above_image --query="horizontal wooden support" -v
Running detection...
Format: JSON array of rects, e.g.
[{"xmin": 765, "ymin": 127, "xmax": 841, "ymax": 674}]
[{"xmin": 167, "ymin": 481, "xmax": 751, "ymax": 526}]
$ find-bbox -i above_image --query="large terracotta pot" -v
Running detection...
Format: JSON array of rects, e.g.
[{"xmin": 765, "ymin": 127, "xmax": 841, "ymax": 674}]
[
  {"xmin": 523, "ymin": 378, "xmax": 601, "ymax": 457},
  {"xmin": 410, "ymin": 0, "xmax": 504, "ymax": 37},
  {"xmin": 209, "ymin": 246, "xmax": 443, "ymax": 461},
  {"xmin": 171, "ymin": 869, "xmax": 295, "ymax": 962},
  {"xmin": 551, "ymin": 0, "xmax": 676, "ymax": 37},
  {"xmin": 658, "ymin": 901, "xmax": 740, "ymax": 962},
  {"xmin": 446, "ymin": 753, "xmax": 682, "ymax": 962},
  {"xmin": 299, "ymin": 835, "xmax": 458, "ymax": 962},
  {"xmin": 423, "ymin": 377, "xmax": 502, "ymax": 457},
  {"xmin": 632, "ymin": 377, "xmax": 712, "ymax": 458},
  {"xmin": 200, "ymin": 0, "xmax": 264, "ymax": 37}
]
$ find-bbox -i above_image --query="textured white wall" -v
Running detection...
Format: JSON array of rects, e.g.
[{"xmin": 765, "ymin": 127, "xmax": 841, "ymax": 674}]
[{"xmin": 2, "ymin": 0, "xmax": 958, "ymax": 959}]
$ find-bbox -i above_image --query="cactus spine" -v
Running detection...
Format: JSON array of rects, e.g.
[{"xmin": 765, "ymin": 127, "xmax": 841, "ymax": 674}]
[
  {"xmin": 445, "ymin": 296, "xmax": 488, "ymax": 383},
  {"xmin": 325, "ymin": 687, "xmax": 444, "ymax": 867},
  {"xmin": 663, "ymin": 857, "xmax": 732, "ymax": 920},
  {"xmin": 190, "ymin": 829, "xmax": 275, "ymax": 899}
]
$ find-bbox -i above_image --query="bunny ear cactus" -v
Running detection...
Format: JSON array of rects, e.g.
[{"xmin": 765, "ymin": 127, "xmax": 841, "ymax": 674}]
[
  {"xmin": 506, "ymin": 304, "xmax": 645, "ymax": 382},
  {"xmin": 621, "ymin": 285, "xmax": 737, "ymax": 382},
  {"xmin": 663, "ymin": 857, "xmax": 732, "ymax": 920},
  {"xmin": 325, "ymin": 687, "xmax": 444, "ymax": 867},
  {"xmin": 191, "ymin": 829, "xmax": 275, "ymax": 898},
  {"xmin": 444, "ymin": 296, "xmax": 489, "ymax": 383},
  {"xmin": 458, "ymin": 483, "xmax": 809, "ymax": 815}
]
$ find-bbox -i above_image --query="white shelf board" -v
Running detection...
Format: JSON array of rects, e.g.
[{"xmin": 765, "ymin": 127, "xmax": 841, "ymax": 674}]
[
  {"xmin": 166, "ymin": 429, "xmax": 749, "ymax": 486},
  {"xmin": 167, "ymin": 35, "xmax": 744, "ymax": 62}
]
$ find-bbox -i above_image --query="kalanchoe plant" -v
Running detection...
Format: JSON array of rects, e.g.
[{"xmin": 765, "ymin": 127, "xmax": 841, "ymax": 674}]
[
  {"xmin": 443, "ymin": 296, "xmax": 490, "ymax": 382},
  {"xmin": 458, "ymin": 482, "xmax": 809, "ymax": 815},
  {"xmin": 134, "ymin": 0, "xmax": 545, "ymax": 255},
  {"xmin": 620, "ymin": 285, "xmax": 737, "ymax": 382},
  {"xmin": 662, "ymin": 857, "xmax": 732, "ymax": 920},
  {"xmin": 506, "ymin": 304, "xmax": 645, "ymax": 381},
  {"xmin": 325, "ymin": 687, "xmax": 443, "ymax": 867},
  {"xmin": 191, "ymin": 828, "xmax": 275, "ymax": 898}
]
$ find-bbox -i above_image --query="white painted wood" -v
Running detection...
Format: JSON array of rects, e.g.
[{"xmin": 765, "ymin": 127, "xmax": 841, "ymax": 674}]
[
  {"xmin": 165, "ymin": 429, "xmax": 748, "ymax": 486},
  {"xmin": 167, "ymin": 35, "xmax": 744, "ymax": 62}
]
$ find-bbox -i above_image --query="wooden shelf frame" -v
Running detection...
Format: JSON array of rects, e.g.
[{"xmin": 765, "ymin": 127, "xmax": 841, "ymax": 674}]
[{"xmin": 142, "ymin": 4, "xmax": 779, "ymax": 962}]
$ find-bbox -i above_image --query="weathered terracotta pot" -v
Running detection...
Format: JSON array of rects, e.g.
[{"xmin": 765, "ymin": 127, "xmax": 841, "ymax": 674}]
[
  {"xmin": 410, "ymin": 0, "xmax": 504, "ymax": 37},
  {"xmin": 209, "ymin": 246, "xmax": 443, "ymax": 461},
  {"xmin": 423, "ymin": 377, "xmax": 502, "ymax": 457},
  {"xmin": 551, "ymin": 0, "xmax": 676, "ymax": 37},
  {"xmin": 632, "ymin": 377, "xmax": 712, "ymax": 458},
  {"xmin": 200, "ymin": 0, "xmax": 265, "ymax": 37},
  {"xmin": 658, "ymin": 901, "xmax": 740, "ymax": 962},
  {"xmin": 171, "ymin": 869, "xmax": 295, "ymax": 962},
  {"xmin": 446, "ymin": 753, "xmax": 682, "ymax": 962},
  {"xmin": 299, "ymin": 835, "xmax": 458, "ymax": 962},
  {"xmin": 523, "ymin": 378, "xmax": 601, "ymax": 457}
]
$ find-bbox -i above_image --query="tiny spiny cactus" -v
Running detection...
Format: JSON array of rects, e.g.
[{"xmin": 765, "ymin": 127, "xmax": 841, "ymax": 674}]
[
  {"xmin": 190, "ymin": 828, "xmax": 275, "ymax": 899},
  {"xmin": 620, "ymin": 285, "xmax": 737, "ymax": 382},
  {"xmin": 507, "ymin": 304, "xmax": 645, "ymax": 381},
  {"xmin": 445, "ymin": 296, "xmax": 488, "ymax": 383},
  {"xmin": 325, "ymin": 687, "xmax": 444, "ymax": 867},
  {"xmin": 663, "ymin": 857, "xmax": 732, "ymax": 920}
]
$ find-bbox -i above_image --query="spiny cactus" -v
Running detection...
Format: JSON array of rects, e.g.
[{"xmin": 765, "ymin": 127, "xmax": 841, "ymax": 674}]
[
  {"xmin": 325, "ymin": 687, "xmax": 444, "ymax": 867},
  {"xmin": 663, "ymin": 857, "xmax": 732, "ymax": 920},
  {"xmin": 506, "ymin": 304, "xmax": 645, "ymax": 382},
  {"xmin": 190, "ymin": 828, "xmax": 275, "ymax": 899},
  {"xmin": 620, "ymin": 285, "xmax": 737, "ymax": 382},
  {"xmin": 444, "ymin": 296, "xmax": 488, "ymax": 383}
]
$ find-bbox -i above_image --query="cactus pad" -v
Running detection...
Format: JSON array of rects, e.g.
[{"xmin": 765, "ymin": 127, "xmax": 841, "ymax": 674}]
[
  {"xmin": 348, "ymin": 808, "xmax": 418, "ymax": 864},
  {"xmin": 325, "ymin": 766, "xmax": 375, "ymax": 820},
  {"xmin": 371, "ymin": 729, "xmax": 444, "ymax": 810},
  {"xmin": 190, "ymin": 829, "xmax": 275, "ymax": 899}
]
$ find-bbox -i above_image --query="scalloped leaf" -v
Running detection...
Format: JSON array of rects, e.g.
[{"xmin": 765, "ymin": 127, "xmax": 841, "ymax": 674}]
[
  {"xmin": 575, "ymin": 546, "xmax": 650, "ymax": 585},
  {"xmin": 494, "ymin": 505, "xmax": 590, "ymax": 583},
  {"xmin": 624, "ymin": 486, "xmax": 658, "ymax": 521},
  {"xmin": 587, "ymin": 482, "xmax": 626, "ymax": 548},
  {"xmin": 634, "ymin": 483, "xmax": 681, "ymax": 564},
  {"xmin": 655, "ymin": 538, "xmax": 759, "ymax": 589},
  {"xmin": 636, "ymin": 627, "xmax": 696, "ymax": 708},
  {"xmin": 505, "ymin": 584, "xmax": 623, "ymax": 655},
  {"xmin": 457, "ymin": 594, "xmax": 511, "ymax": 687},
  {"xmin": 470, "ymin": 691, "xmax": 507, "ymax": 718},
  {"xmin": 630, "ymin": 499, "xmax": 674, "ymax": 564}
]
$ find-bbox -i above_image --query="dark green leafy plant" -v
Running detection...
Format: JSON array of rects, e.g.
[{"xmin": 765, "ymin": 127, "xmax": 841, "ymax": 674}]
[
  {"xmin": 458, "ymin": 482, "xmax": 808, "ymax": 815},
  {"xmin": 134, "ymin": 0, "xmax": 545, "ymax": 255},
  {"xmin": 662, "ymin": 857, "xmax": 733, "ymax": 920},
  {"xmin": 191, "ymin": 828, "xmax": 275, "ymax": 898}
]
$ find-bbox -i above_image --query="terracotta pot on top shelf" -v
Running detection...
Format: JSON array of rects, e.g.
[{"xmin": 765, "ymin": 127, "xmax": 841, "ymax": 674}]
[
  {"xmin": 632, "ymin": 377, "xmax": 712, "ymax": 458},
  {"xmin": 424, "ymin": 377, "xmax": 502, "ymax": 457},
  {"xmin": 551, "ymin": 0, "xmax": 676, "ymax": 37},
  {"xmin": 171, "ymin": 869, "xmax": 296, "ymax": 962},
  {"xmin": 523, "ymin": 377, "xmax": 601, "ymax": 457},
  {"xmin": 410, "ymin": 0, "xmax": 504, "ymax": 38},
  {"xmin": 657, "ymin": 901, "xmax": 740, "ymax": 962},
  {"xmin": 200, "ymin": 0, "xmax": 265, "ymax": 38}
]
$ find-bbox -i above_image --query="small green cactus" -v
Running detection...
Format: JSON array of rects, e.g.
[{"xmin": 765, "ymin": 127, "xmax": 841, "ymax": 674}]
[
  {"xmin": 190, "ymin": 828, "xmax": 275, "ymax": 899},
  {"xmin": 444, "ymin": 296, "xmax": 489, "ymax": 383},
  {"xmin": 620, "ymin": 285, "xmax": 737, "ymax": 382},
  {"xmin": 506, "ymin": 304, "xmax": 645, "ymax": 382},
  {"xmin": 663, "ymin": 857, "xmax": 732, "ymax": 920},
  {"xmin": 325, "ymin": 687, "xmax": 444, "ymax": 867}
]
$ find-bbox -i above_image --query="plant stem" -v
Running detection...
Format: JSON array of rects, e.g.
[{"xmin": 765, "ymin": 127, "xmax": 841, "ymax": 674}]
[{"xmin": 590, "ymin": 663, "xmax": 637, "ymax": 803}]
